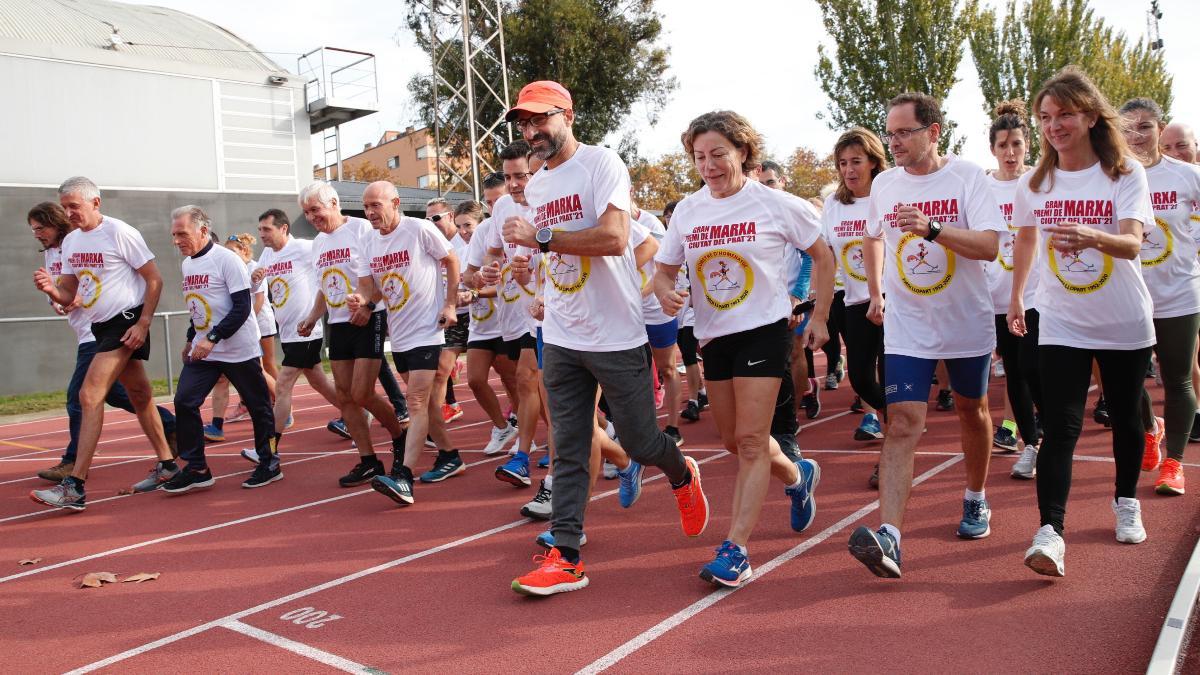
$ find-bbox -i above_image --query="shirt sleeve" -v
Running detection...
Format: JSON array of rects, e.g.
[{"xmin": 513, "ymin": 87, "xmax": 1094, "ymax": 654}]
[
  {"xmin": 1114, "ymin": 162, "xmax": 1153, "ymax": 226},
  {"xmin": 629, "ymin": 218, "xmax": 650, "ymax": 248},
  {"xmin": 224, "ymin": 250, "xmax": 251, "ymax": 294},
  {"xmin": 963, "ymin": 166, "xmax": 1007, "ymax": 233},
  {"xmin": 1013, "ymin": 176, "xmax": 1035, "ymax": 229},
  {"xmin": 865, "ymin": 179, "xmax": 886, "ymax": 239},
  {"xmin": 654, "ymin": 208, "xmax": 686, "ymax": 266},
  {"xmin": 420, "ymin": 220, "xmax": 453, "ymax": 260},
  {"xmin": 59, "ymin": 240, "xmax": 75, "ymax": 276},
  {"xmin": 779, "ymin": 192, "xmax": 824, "ymax": 251},
  {"xmin": 114, "ymin": 221, "xmax": 155, "ymax": 270},
  {"xmin": 591, "ymin": 148, "xmax": 632, "ymax": 218},
  {"xmin": 467, "ymin": 221, "xmax": 490, "ymax": 268}
]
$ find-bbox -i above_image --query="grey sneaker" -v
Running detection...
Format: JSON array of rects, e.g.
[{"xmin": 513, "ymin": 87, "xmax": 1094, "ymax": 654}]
[
  {"xmin": 1024, "ymin": 524, "xmax": 1065, "ymax": 577},
  {"xmin": 30, "ymin": 480, "xmax": 86, "ymax": 511},
  {"xmin": 132, "ymin": 462, "xmax": 180, "ymax": 493},
  {"xmin": 1012, "ymin": 445, "xmax": 1037, "ymax": 479},
  {"xmin": 1113, "ymin": 497, "xmax": 1146, "ymax": 544},
  {"xmin": 521, "ymin": 479, "xmax": 553, "ymax": 520}
]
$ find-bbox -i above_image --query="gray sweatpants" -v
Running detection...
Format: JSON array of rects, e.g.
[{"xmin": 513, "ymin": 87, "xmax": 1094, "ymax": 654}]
[{"xmin": 542, "ymin": 343, "xmax": 689, "ymax": 551}]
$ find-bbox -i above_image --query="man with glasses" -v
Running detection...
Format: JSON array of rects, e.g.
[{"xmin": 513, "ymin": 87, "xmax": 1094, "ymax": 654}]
[
  {"xmin": 847, "ymin": 92, "xmax": 1004, "ymax": 579},
  {"xmin": 500, "ymin": 81, "xmax": 708, "ymax": 596}
]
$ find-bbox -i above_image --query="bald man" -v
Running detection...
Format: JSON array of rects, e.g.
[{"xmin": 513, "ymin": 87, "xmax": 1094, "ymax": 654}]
[{"xmin": 1161, "ymin": 122, "xmax": 1198, "ymax": 164}]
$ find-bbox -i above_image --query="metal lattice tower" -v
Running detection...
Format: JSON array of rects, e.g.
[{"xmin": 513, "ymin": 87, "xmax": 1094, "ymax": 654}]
[{"xmin": 427, "ymin": 0, "xmax": 512, "ymax": 198}]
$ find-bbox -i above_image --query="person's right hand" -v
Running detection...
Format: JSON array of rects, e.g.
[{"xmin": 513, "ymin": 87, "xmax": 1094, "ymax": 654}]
[
  {"xmin": 297, "ymin": 318, "xmax": 315, "ymax": 337},
  {"xmin": 479, "ymin": 261, "xmax": 502, "ymax": 285},
  {"xmin": 867, "ymin": 295, "xmax": 885, "ymax": 326}
]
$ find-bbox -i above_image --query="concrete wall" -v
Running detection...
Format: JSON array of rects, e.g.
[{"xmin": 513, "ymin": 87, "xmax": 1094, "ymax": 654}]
[{"xmin": 0, "ymin": 186, "xmax": 315, "ymax": 396}]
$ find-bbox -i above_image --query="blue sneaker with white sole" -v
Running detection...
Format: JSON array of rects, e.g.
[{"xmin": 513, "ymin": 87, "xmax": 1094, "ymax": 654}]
[
  {"xmin": 700, "ymin": 540, "xmax": 752, "ymax": 587},
  {"xmin": 618, "ymin": 459, "xmax": 644, "ymax": 508},
  {"xmin": 848, "ymin": 525, "xmax": 902, "ymax": 578},
  {"xmin": 203, "ymin": 424, "xmax": 225, "ymax": 442},
  {"xmin": 785, "ymin": 458, "xmax": 820, "ymax": 532},
  {"xmin": 956, "ymin": 498, "xmax": 992, "ymax": 539},
  {"xmin": 496, "ymin": 452, "xmax": 531, "ymax": 487},
  {"xmin": 535, "ymin": 529, "xmax": 587, "ymax": 549},
  {"xmin": 854, "ymin": 413, "xmax": 884, "ymax": 441},
  {"xmin": 537, "ymin": 452, "xmax": 550, "ymax": 469}
]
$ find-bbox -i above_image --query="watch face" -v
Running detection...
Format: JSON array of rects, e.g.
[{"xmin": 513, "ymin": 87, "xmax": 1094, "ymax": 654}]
[{"xmin": 535, "ymin": 228, "xmax": 552, "ymax": 244}]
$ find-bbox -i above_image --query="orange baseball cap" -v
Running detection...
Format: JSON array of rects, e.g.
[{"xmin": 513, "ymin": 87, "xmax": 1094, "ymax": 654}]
[{"xmin": 505, "ymin": 80, "xmax": 573, "ymax": 121}]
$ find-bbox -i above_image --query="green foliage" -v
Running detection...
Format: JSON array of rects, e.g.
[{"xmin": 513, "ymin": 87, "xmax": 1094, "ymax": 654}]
[
  {"xmin": 814, "ymin": 0, "xmax": 981, "ymax": 154},
  {"xmin": 969, "ymin": 0, "xmax": 1173, "ymax": 159}
]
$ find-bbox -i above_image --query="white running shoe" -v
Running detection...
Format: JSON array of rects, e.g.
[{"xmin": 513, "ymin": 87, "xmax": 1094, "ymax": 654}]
[
  {"xmin": 604, "ymin": 420, "xmax": 618, "ymax": 443},
  {"xmin": 1112, "ymin": 497, "xmax": 1147, "ymax": 544},
  {"xmin": 1012, "ymin": 444, "xmax": 1037, "ymax": 479},
  {"xmin": 483, "ymin": 423, "xmax": 518, "ymax": 456},
  {"xmin": 1024, "ymin": 524, "xmax": 1065, "ymax": 577},
  {"xmin": 602, "ymin": 459, "xmax": 619, "ymax": 480}
]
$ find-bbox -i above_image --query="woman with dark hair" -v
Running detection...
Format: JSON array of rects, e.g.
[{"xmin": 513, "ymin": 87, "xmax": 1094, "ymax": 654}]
[
  {"xmin": 1010, "ymin": 66, "xmax": 1156, "ymax": 577},
  {"xmin": 983, "ymin": 100, "xmax": 1042, "ymax": 479},
  {"xmin": 654, "ymin": 110, "xmax": 834, "ymax": 587},
  {"xmin": 1119, "ymin": 96, "xmax": 1200, "ymax": 495}
]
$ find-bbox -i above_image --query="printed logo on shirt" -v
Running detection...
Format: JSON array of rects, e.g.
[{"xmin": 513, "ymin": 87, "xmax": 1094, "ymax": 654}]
[
  {"xmin": 321, "ymin": 268, "xmax": 351, "ymax": 308},
  {"xmin": 683, "ymin": 221, "xmax": 757, "ymax": 249},
  {"xmin": 697, "ymin": 249, "xmax": 754, "ymax": 311},
  {"xmin": 1139, "ymin": 216, "xmax": 1173, "ymax": 267},
  {"xmin": 1048, "ymin": 240, "xmax": 1112, "ymax": 294},
  {"xmin": 547, "ymin": 245, "xmax": 591, "ymax": 295},
  {"xmin": 381, "ymin": 272, "xmax": 411, "ymax": 311},
  {"xmin": 895, "ymin": 233, "xmax": 954, "ymax": 295},
  {"xmin": 185, "ymin": 292, "xmax": 212, "ymax": 330},
  {"xmin": 998, "ymin": 227, "xmax": 1017, "ymax": 272},
  {"xmin": 471, "ymin": 296, "xmax": 495, "ymax": 322},
  {"xmin": 839, "ymin": 239, "xmax": 867, "ymax": 282},
  {"xmin": 534, "ymin": 194, "xmax": 584, "ymax": 229},
  {"xmin": 500, "ymin": 264, "xmax": 533, "ymax": 303},
  {"xmin": 77, "ymin": 270, "xmax": 101, "ymax": 309},
  {"xmin": 269, "ymin": 277, "xmax": 290, "ymax": 308}
]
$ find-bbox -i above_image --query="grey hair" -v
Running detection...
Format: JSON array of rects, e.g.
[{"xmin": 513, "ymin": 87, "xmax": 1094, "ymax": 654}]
[
  {"xmin": 425, "ymin": 197, "xmax": 450, "ymax": 209},
  {"xmin": 171, "ymin": 205, "xmax": 211, "ymax": 232},
  {"xmin": 58, "ymin": 176, "xmax": 101, "ymax": 201},
  {"xmin": 1119, "ymin": 97, "xmax": 1165, "ymax": 122},
  {"xmin": 299, "ymin": 181, "xmax": 338, "ymax": 208},
  {"xmin": 760, "ymin": 160, "xmax": 785, "ymax": 175}
]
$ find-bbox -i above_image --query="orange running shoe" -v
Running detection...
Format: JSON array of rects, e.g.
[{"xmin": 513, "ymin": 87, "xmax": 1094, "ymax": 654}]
[
  {"xmin": 511, "ymin": 548, "xmax": 588, "ymax": 596},
  {"xmin": 443, "ymin": 403, "xmax": 464, "ymax": 424},
  {"xmin": 1143, "ymin": 416, "xmax": 1165, "ymax": 472},
  {"xmin": 672, "ymin": 456, "xmax": 709, "ymax": 537},
  {"xmin": 1156, "ymin": 458, "xmax": 1185, "ymax": 495}
]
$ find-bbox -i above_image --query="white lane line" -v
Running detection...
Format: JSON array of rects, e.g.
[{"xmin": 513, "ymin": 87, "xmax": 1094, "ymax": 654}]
[
  {"xmin": 1147, "ymin": 536, "xmax": 1200, "ymax": 675},
  {"xmin": 64, "ymin": 452, "xmax": 732, "ymax": 673},
  {"xmin": 223, "ymin": 620, "xmax": 377, "ymax": 673},
  {"xmin": 576, "ymin": 454, "xmax": 965, "ymax": 674}
]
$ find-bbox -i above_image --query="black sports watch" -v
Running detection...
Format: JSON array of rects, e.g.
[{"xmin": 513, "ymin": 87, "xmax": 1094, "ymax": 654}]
[
  {"xmin": 366, "ymin": 300, "xmax": 377, "ymax": 311},
  {"xmin": 205, "ymin": 330, "xmax": 221, "ymax": 344},
  {"xmin": 535, "ymin": 227, "xmax": 554, "ymax": 253},
  {"xmin": 924, "ymin": 220, "xmax": 943, "ymax": 242}
]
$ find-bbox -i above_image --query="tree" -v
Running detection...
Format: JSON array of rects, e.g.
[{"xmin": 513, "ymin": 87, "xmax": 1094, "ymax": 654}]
[
  {"xmin": 782, "ymin": 147, "xmax": 838, "ymax": 200},
  {"xmin": 341, "ymin": 160, "xmax": 395, "ymax": 183},
  {"xmin": 970, "ymin": 0, "xmax": 1173, "ymax": 159},
  {"xmin": 814, "ymin": 0, "xmax": 980, "ymax": 153},
  {"xmin": 403, "ymin": 0, "xmax": 677, "ymax": 166},
  {"xmin": 629, "ymin": 151, "xmax": 699, "ymax": 209}
]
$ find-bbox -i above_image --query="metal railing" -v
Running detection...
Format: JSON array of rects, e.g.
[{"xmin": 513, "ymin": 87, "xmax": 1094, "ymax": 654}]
[{"xmin": 0, "ymin": 310, "xmax": 190, "ymax": 395}]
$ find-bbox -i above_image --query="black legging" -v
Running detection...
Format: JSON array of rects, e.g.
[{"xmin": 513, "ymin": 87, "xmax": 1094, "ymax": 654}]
[
  {"xmin": 842, "ymin": 301, "xmax": 885, "ymax": 415},
  {"xmin": 1018, "ymin": 308, "xmax": 1044, "ymax": 417},
  {"xmin": 772, "ymin": 338, "xmax": 800, "ymax": 437},
  {"xmin": 822, "ymin": 290, "xmax": 846, "ymax": 374},
  {"xmin": 378, "ymin": 358, "xmax": 407, "ymax": 412},
  {"xmin": 994, "ymin": 314, "xmax": 1039, "ymax": 445},
  {"xmin": 1037, "ymin": 344, "xmax": 1152, "ymax": 535}
]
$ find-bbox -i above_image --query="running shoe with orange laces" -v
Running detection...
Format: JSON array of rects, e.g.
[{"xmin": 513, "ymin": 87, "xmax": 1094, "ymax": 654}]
[
  {"xmin": 1143, "ymin": 416, "xmax": 1165, "ymax": 472},
  {"xmin": 443, "ymin": 403, "xmax": 464, "ymax": 423},
  {"xmin": 672, "ymin": 456, "xmax": 709, "ymax": 537},
  {"xmin": 1156, "ymin": 457, "xmax": 1185, "ymax": 495},
  {"xmin": 511, "ymin": 547, "xmax": 588, "ymax": 596}
]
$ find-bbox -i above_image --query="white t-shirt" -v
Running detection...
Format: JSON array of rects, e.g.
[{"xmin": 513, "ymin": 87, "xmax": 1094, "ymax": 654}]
[
  {"xmin": 634, "ymin": 209, "xmax": 673, "ymax": 326},
  {"xmin": 985, "ymin": 173, "xmax": 1042, "ymax": 315},
  {"xmin": 357, "ymin": 217, "xmax": 452, "ymax": 352},
  {"xmin": 1013, "ymin": 159, "xmax": 1155, "ymax": 350},
  {"xmin": 182, "ymin": 244, "xmax": 262, "ymax": 363},
  {"xmin": 450, "ymin": 233, "xmax": 471, "ymax": 317},
  {"xmin": 59, "ymin": 216, "xmax": 153, "ymax": 325},
  {"xmin": 312, "ymin": 216, "xmax": 372, "ymax": 325},
  {"xmin": 485, "ymin": 195, "xmax": 539, "ymax": 340},
  {"xmin": 45, "ymin": 245, "xmax": 93, "ymax": 344},
  {"xmin": 466, "ymin": 217, "xmax": 504, "ymax": 341},
  {"xmin": 246, "ymin": 259, "xmax": 277, "ymax": 337},
  {"xmin": 525, "ymin": 143, "xmax": 645, "ymax": 352},
  {"xmin": 257, "ymin": 236, "xmax": 323, "ymax": 343},
  {"xmin": 657, "ymin": 180, "xmax": 823, "ymax": 344},
  {"xmin": 822, "ymin": 194, "xmax": 872, "ymax": 307},
  {"xmin": 866, "ymin": 155, "xmax": 1006, "ymax": 359},
  {"xmin": 1140, "ymin": 156, "xmax": 1200, "ymax": 318}
]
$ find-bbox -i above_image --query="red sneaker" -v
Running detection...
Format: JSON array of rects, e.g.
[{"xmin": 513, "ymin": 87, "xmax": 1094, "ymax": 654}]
[
  {"xmin": 443, "ymin": 403, "xmax": 464, "ymax": 423},
  {"xmin": 1156, "ymin": 458, "xmax": 1185, "ymax": 495},
  {"xmin": 511, "ymin": 548, "xmax": 588, "ymax": 596},
  {"xmin": 1143, "ymin": 416, "xmax": 1165, "ymax": 472},
  {"xmin": 672, "ymin": 456, "xmax": 709, "ymax": 537}
]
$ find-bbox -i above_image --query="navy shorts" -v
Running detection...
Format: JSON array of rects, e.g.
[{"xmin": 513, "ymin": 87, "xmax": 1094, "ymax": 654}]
[
  {"xmin": 645, "ymin": 319, "xmax": 679, "ymax": 349},
  {"xmin": 883, "ymin": 353, "xmax": 990, "ymax": 405}
]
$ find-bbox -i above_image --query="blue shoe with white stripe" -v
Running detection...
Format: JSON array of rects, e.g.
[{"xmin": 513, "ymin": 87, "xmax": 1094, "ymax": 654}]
[
  {"xmin": 785, "ymin": 458, "xmax": 820, "ymax": 532},
  {"xmin": 700, "ymin": 540, "xmax": 752, "ymax": 587},
  {"xmin": 496, "ymin": 452, "xmax": 531, "ymax": 487},
  {"xmin": 535, "ymin": 529, "xmax": 587, "ymax": 549},
  {"xmin": 618, "ymin": 459, "xmax": 644, "ymax": 508}
]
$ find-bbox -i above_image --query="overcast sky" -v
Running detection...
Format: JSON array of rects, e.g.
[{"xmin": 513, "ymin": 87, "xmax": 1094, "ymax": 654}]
[{"xmin": 128, "ymin": 0, "xmax": 1197, "ymax": 171}]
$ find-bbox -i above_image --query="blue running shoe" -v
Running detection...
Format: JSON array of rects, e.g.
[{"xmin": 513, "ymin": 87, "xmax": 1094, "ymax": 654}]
[
  {"xmin": 854, "ymin": 413, "xmax": 884, "ymax": 441},
  {"xmin": 537, "ymin": 452, "xmax": 550, "ymax": 469},
  {"xmin": 700, "ymin": 540, "xmax": 752, "ymax": 588},
  {"xmin": 203, "ymin": 424, "xmax": 225, "ymax": 442},
  {"xmin": 956, "ymin": 498, "xmax": 992, "ymax": 539},
  {"xmin": 535, "ymin": 529, "xmax": 587, "ymax": 549},
  {"xmin": 496, "ymin": 452, "xmax": 531, "ymax": 487},
  {"xmin": 848, "ymin": 526, "xmax": 902, "ymax": 578},
  {"xmin": 326, "ymin": 418, "xmax": 351, "ymax": 440},
  {"xmin": 618, "ymin": 459, "xmax": 644, "ymax": 508},
  {"xmin": 419, "ymin": 451, "xmax": 465, "ymax": 483},
  {"xmin": 785, "ymin": 458, "xmax": 821, "ymax": 532}
]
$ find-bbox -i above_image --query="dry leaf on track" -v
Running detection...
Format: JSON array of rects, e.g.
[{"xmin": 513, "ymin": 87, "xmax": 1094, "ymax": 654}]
[
  {"xmin": 18, "ymin": 558, "xmax": 42, "ymax": 566},
  {"xmin": 122, "ymin": 572, "xmax": 160, "ymax": 583},
  {"xmin": 79, "ymin": 572, "xmax": 118, "ymax": 588},
  {"xmin": 116, "ymin": 487, "xmax": 135, "ymax": 496}
]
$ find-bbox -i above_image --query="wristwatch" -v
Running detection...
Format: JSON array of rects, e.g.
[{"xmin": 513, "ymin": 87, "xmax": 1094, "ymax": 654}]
[
  {"xmin": 366, "ymin": 300, "xmax": 377, "ymax": 311},
  {"xmin": 924, "ymin": 220, "xmax": 943, "ymax": 242},
  {"xmin": 205, "ymin": 330, "xmax": 221, "ymax": 344},
  {"xmin": 535, "ymin": 227, "xmax": 554, "ymax": 253}
]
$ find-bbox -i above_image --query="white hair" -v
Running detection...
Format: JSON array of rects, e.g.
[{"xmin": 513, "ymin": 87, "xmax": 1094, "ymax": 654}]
[
  {"xmin": 299, "ymin": 181, "xmax": 339, "ymax": 209},
  {"xmin": 58, "ymin": 176, "xmax": 101, "ymax": 202},
  {"xmin": 171, "ymin": 205, "xmax": 211, "ymax": 232}
]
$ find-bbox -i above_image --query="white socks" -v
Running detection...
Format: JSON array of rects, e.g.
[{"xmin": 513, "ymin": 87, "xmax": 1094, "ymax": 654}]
[{"xmin": 965, "ymin": 488, "xmax": 986, "ymax": 502}]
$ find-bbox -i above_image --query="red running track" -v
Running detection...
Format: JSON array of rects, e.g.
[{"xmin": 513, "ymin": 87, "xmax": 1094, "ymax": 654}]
[{"xmin": 1, "ymin": 368, "xmax": 1198, "ymax": 673}]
